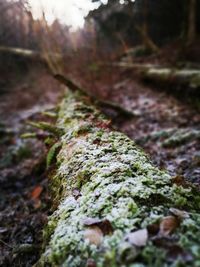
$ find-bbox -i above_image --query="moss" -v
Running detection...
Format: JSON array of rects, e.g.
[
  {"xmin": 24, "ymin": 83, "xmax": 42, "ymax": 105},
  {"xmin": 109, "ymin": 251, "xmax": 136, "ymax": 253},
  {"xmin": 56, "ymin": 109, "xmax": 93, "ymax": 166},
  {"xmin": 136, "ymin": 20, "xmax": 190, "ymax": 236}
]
[
  {"xmin": 162, "ymin": 128, "xmax": 200, "ymax": 148},
  {"xmin": 28, "ymin": 121, "xmax": 63, "ymax": 137},
  {"xmin": 46, "ymin": 142, "xmax": 62, "ymax": 169},
  {"xmin": 38, "ymin": 91, "xmax": 200, "ymax": 267}
]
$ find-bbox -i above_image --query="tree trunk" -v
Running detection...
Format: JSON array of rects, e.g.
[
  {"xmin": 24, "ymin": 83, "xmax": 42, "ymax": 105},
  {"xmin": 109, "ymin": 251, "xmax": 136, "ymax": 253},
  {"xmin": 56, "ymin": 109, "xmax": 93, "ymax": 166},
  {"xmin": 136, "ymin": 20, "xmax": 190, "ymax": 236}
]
[
  {"xmin": 135, "ymin": 0, "xmax": 159, "ymax": 53},
  {"xmin": 37, "ymin": 87, "xmax": 200, "ymax": 267},
  {"xmin": 187, "ymin": 0, "xmax": 197, "ymax": 45}
]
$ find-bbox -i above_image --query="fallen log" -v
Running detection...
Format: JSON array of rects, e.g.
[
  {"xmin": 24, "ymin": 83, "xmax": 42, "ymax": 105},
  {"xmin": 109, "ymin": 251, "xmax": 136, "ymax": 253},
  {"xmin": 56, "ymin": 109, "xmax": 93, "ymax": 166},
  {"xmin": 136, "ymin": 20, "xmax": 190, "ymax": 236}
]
[
  {"xmin": 0, "ymin": 45, "xmax": 62, "ymax": 65},
  {"xmin": 0, "ymin": 46, "xmax": 42, "ymax": 60},
  {"xmin": 143, "ymin": 68, "xmax": 200, "ymax": 89},
  {"xmin": 36, "ymin": 86, "xmax": 200, "ymax": 267},
  {"xmin": 112, "ymin": 62, "xmax": 200, "ymax": 88}
]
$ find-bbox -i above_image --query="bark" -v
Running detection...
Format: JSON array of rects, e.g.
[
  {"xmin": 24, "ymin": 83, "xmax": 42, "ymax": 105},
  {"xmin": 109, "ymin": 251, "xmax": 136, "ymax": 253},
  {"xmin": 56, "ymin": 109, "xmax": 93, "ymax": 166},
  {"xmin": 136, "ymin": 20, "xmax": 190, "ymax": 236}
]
[
  {"xmin": 37, "ymin": 87, "xmax": 200, "ymax": 267},
  {"xmin": 187, "ymin": 0, "xmax": 197, "ymax": 45}
]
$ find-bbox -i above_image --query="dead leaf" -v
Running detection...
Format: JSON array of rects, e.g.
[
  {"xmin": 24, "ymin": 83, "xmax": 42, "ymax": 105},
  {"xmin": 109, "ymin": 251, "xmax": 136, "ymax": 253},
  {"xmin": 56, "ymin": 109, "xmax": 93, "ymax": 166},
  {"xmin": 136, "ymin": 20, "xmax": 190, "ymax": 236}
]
[
  {"xmin": 169, "ymin": 208, "xmax": 189, "ymax": 219},
  {"xmin": 125, "ymin": 229, "xmax": 148, "ymax": 247},
  {"xmin": 159, "ymin": 216, "xmax": 180, "ymax": 236},
  {"xmin": 33, "ymin": 199, "xmax": 42, "ymax": 209},
  {"xmin": 83, "ymin": 218, "xmax": 113, "ymax": 235},
  {"xmin": 31, "ymin": 185, "xmax": 43, "ymax": 200},
  {"xmin": 96, "ymin": 120, "xmax": 111, "ymax": 129},
  {"xmin": 84, "ymin": 226, "xmax": 103, "ymax": 246},
  {"xmin": 86, "ymin": 259, "xmax": 96, "ymax": 267},
  {"xmin": 172, "ymin": 175, "xmax": 188, "ymax": 187}
]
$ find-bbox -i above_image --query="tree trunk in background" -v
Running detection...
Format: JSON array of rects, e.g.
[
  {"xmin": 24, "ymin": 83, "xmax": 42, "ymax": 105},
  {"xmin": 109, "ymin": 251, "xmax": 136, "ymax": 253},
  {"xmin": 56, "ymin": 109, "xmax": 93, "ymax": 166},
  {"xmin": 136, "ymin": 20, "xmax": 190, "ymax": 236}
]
[
  {"xmin": 187, "ymin": 0, "xmax": 197, "ymax": 45},
  {"xmin": 136, "ymin": 0, "xmax": 159, "ymax": 53}
]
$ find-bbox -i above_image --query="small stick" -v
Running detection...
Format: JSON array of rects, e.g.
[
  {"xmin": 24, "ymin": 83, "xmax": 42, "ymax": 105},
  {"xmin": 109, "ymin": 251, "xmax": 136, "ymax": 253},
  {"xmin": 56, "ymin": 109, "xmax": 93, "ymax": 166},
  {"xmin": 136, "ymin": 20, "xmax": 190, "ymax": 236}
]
[{"xmin": 54, "ymin": 74, "xmax": 135, "ymax": 117}]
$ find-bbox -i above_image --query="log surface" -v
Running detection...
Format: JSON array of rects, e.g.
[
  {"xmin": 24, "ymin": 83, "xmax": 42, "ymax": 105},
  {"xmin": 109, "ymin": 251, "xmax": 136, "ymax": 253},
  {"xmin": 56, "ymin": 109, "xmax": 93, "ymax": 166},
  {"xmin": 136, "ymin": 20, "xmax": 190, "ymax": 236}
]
[{"xmin": 38, "ymin": 89, "xmax": 200, "ymax": 267}]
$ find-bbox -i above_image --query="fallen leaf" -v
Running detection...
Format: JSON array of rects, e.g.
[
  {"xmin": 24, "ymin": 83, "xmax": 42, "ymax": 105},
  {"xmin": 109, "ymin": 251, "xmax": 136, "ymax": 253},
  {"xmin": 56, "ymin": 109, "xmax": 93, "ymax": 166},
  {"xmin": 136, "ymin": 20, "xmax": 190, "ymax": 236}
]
[
  {"xmin": 172, "ymin": 175, "xmax": 188, "ymax": 187},
  {"xmin": 31, "ymin": 185, "xmax": 43, "ymax": 200},
  {"xmin": 83, "ymin": 218, "xmax": 113, "ymax": 235},
  {"xmin": 84, "ymin": 226, "xmax": 103, "ymax": 246},
  {"xmin": 169, "ymin": 208, "xmax": 189, "ymax": 219},
  {"xmin": 86, "ymin": 259, "xmax": 96, "ymax": 267},
  {"xmin": 125, "ymin": 228, "xmax": 148, "ymax": 247},
  {"xmin": 33, "ymin": 199, "xmax": 42, "ymax": 209},
  {"xmin": 96, "ymin": 120, "xmax": 111, "ymax": 129},
  {"xmin": 159, "ymin": 216, "xmax": 180, "ymax": 236}
]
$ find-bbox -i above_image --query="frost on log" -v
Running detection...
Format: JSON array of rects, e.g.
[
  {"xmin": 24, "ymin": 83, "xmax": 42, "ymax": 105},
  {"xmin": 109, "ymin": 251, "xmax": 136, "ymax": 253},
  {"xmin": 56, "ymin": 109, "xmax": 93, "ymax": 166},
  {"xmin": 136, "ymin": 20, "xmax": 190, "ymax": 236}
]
[{"xmin": 37, "ymin": 88, "xmax": 200, "ymax": 267}]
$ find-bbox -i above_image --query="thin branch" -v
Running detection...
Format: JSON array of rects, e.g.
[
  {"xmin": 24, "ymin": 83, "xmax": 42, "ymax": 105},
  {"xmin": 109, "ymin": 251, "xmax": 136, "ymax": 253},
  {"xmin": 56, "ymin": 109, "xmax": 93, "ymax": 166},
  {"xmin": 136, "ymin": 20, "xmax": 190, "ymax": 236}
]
[{"xmin": 54, "ymin": 74, "xmax": 135, "ymax": 117}]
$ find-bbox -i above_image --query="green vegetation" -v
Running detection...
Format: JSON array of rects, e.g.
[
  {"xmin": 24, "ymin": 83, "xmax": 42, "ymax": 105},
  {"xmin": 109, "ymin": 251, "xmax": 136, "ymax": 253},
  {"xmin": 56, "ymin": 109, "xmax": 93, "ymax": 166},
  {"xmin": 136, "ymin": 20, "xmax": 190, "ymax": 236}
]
[{"xmin": 38, "ymin": 91, "xmax": 200, "ymax": 267}]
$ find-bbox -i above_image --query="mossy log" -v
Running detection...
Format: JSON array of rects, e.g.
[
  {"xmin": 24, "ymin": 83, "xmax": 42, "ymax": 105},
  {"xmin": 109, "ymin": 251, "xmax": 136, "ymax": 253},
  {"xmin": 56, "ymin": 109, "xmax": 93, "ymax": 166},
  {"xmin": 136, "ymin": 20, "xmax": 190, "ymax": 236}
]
[
  {"xmin": 113, "ymin": 62, "xmax": 200, "ymax": 88},
  {"xmin": 143, "ymin": 68, "xmax": 200, "ymax": 88},
  {"xmin": 0, "ymin": 46, "xmax": 62, "ymax": 64},
  {"xmin": 38, "ymin": 89, "xmax": 200, "ymax": 267},
  {"xmin": 0, "ymin": 46, "xmax": 42, "ymax": 60}
]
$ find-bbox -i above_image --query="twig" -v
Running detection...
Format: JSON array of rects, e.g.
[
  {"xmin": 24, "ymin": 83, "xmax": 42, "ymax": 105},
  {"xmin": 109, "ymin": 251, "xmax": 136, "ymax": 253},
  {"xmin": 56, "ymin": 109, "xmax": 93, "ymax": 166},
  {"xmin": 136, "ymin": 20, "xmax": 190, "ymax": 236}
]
[
  {"xmin": 0, "ymin": 239, "xmax": 13, "ymax": 249},
  {"xmin": 54, "ymin": 74, "xmax": 135, "ymax": 117}
]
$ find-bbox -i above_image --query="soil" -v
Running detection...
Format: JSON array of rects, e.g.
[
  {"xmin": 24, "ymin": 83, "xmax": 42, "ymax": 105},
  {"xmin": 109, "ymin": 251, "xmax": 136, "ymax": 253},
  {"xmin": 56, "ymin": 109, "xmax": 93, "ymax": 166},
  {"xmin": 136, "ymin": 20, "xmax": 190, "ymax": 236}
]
[{"xmin": 0, "ymin": 67, "xmax": 63, "ymax": 267}]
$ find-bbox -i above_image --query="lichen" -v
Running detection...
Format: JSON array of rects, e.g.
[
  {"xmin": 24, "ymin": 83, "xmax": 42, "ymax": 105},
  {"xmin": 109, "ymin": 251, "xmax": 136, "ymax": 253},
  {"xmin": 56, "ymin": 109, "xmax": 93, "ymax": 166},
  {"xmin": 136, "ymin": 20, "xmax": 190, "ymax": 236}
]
[{"xmin": 38, "ymin": 91, "xmax": 200, "ymax": 267}]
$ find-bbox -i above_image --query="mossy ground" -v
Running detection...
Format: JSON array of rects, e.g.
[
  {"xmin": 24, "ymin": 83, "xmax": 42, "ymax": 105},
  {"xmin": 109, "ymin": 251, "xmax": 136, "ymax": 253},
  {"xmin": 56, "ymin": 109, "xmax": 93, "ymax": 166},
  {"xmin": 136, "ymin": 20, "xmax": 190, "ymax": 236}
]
[{"xmin": 39, "ymin": 90, "xmax": 200, "ymax": 267}]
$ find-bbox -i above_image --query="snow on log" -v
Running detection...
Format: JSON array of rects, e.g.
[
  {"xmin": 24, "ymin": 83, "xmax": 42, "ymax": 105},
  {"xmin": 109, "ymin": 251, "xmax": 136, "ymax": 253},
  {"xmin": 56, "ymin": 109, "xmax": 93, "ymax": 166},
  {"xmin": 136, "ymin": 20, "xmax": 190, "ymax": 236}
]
[{"xmin": 37, "ymin": 89, "xmax": 200, "ymax": 267}]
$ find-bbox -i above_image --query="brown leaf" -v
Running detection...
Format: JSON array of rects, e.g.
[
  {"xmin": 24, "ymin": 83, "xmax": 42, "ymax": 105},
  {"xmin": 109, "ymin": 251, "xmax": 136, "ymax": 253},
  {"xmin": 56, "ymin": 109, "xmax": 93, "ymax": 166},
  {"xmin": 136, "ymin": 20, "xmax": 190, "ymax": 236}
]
[
  {"xmin": 83, "ymin": 218, "xmax": 113, "ymax": 235},
  {"xmin": 159, "ymin": 216, "xmax": 180, "ymax": 236},
  {"xmin": 125, "ymin": 229, "xmax": 148, "ymax": 247},
  {"xmin": 86, "ymin": 259, "xmax": 96, "ymax": 267},
  {"xmin": 84, "ymin": 226, "xmax": 103, "ymax": 246},
  {"xmin": 172, "ymin": 175, "xmax": 188, "ymax": 187},
  {"xmin": 169, "ymin": 208, "xmax": 189, "ymax": 219},
  {"xmin": 33, "ymin": 199, "xmax": 42, "ymax": 209},
  {"xmin": 31, "ymin": 185, "xmax": 43, "ymax": 200}
]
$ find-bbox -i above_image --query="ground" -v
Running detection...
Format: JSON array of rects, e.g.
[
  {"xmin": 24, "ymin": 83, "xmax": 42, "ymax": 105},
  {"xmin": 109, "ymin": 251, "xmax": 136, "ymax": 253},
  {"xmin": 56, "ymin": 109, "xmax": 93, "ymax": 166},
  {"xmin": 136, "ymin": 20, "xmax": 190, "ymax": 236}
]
[
  {"xmin": 0, "ymin": 67, "xmax": 62, "ymax": 266},
  {"xmin": 0, "ymin": 62, "xmax": 199, "ymax": 266}
]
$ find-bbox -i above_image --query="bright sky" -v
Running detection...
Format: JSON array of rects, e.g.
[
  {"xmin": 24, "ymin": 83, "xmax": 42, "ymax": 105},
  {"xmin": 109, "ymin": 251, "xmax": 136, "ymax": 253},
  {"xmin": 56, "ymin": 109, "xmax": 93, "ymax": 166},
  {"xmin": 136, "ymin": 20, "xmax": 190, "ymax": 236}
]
[{"xmin": 28, "ymin": 0, "xmax": 106, "ymax": 29}]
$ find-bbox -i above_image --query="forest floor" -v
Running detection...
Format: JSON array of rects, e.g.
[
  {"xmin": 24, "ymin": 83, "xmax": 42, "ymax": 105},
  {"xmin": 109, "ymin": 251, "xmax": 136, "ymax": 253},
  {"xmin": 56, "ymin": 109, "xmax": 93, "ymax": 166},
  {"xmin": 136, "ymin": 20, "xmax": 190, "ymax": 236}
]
[{"xmin": 0, "ymin": 61, "xmax": 200, "ymax": 266}]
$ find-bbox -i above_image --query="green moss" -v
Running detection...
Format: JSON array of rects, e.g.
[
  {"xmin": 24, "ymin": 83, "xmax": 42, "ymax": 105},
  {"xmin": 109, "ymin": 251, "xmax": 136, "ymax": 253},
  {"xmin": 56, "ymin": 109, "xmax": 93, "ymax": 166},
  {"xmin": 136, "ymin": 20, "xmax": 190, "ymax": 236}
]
[
  {"xmin": 162, "ymin": 128, "xmax": 200, "ymax": 148},
  {"xmin": 38, "ymin": 91, "xmax": 200, "ymax": 267},
  {"xmin": 46, "ymin": 142, "xmax": 62, "ymax": 169}
]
